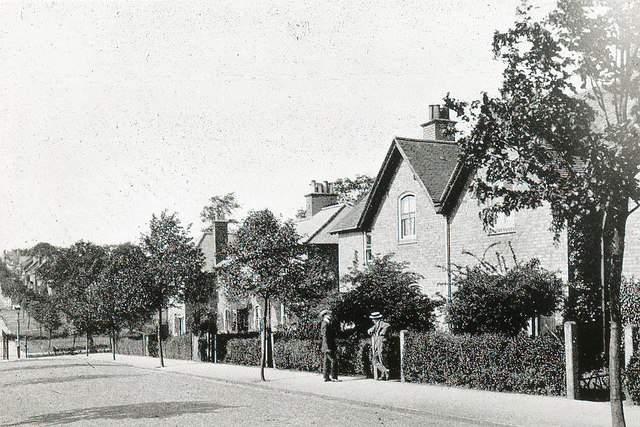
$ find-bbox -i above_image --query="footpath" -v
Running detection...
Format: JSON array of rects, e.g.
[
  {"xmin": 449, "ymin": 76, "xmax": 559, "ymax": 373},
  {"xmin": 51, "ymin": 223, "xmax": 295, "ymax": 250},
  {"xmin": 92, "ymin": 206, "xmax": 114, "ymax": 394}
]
[{"xmin": 88, "ymin": 352, "xmax": 640, "ymax": 427}]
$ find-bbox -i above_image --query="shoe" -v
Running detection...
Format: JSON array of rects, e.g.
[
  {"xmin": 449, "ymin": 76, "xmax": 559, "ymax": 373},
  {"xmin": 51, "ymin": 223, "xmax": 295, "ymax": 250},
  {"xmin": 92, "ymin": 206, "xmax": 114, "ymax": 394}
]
[
  {"xmin": 331, "ymin": 378, "xmax": 342, "ymax": 382},
  {"xmin": 324, "ymin": 378, "xmax": 331, "ymax": 382}
]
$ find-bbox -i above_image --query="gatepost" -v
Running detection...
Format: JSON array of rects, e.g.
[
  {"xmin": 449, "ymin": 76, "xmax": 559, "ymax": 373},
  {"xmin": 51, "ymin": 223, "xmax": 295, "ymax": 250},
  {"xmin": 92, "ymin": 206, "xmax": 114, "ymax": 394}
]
[
  {"xmin": 564, "ymin": 321, "xmax": 580, "ymax": 399},
  {"xmin": 624, "ymin": 324, "xmax": 636, "ymax": 368},
  {"xmin": 400, "ymin": 330, "xmax": 406, "ymax": 382}
]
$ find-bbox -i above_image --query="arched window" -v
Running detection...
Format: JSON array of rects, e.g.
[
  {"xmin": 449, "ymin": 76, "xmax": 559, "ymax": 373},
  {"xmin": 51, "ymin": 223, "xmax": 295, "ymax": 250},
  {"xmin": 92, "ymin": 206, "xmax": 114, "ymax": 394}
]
[{"xmin": 399, "ymin": 194, "xmax": 416, "ymax": 240}]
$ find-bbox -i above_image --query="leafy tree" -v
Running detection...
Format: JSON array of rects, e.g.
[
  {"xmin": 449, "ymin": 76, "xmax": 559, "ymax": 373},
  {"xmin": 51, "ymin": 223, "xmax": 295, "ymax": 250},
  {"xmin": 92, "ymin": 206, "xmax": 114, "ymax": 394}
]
[
  {"xmin": 335, "ymin": 254, "xmax": 441, "ymax": 337},
  {"xmin": 333, "ymin": 175, "xmax": 374, "ymax": 205},
  {"xmin": 447, "ymin": 259, "xmax": 562, "ymax": 336},
  {"xmin": 92, "ymin": 243, "xmax": 157, "ymax": 360},
  {"xmin": 201, "ymin": 192, "xmax": 240, "ymax": 230},
  {"xmin": 446, "ymin": 1, "xmax": 639, "ymax": 423},
  {"xmin": 221, "ymin": 209, "xmax": 305, "ymax": 380},
  {"xmin": 0, "ymin": 260, "xmax": 26, "ymax": 305},
  {"xmin": 28, "ymin": 295, "xmax": 61, "ymax": 348},
  {"xmin": 40, "ymin": 241, "xmax": 107, "ymax": 355},
  {"xmin": 141, "ymin": 211, "xmax": 209, "ymax": 367}
]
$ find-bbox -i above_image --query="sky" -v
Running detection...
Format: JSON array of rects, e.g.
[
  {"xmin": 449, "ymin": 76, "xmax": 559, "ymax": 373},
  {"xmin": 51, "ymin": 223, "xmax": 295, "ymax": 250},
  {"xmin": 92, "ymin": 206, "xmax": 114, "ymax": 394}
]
[{"xmin": 0, "ymin": 0, "xmax": 556, "ymax": 252}]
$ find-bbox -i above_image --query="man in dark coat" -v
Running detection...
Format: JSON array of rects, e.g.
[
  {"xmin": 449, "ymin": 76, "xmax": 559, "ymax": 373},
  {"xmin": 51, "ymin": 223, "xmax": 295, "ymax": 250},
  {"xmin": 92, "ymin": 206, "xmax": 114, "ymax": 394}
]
[{"xmin": 320, "ymin": 309, "xmax": 339, "ymax": 382}]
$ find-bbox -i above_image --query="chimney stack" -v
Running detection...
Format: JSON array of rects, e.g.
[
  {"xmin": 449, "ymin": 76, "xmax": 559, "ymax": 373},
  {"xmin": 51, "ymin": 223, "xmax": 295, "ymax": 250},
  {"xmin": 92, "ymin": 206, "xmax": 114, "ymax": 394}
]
[
  {"xmin": 305, "ymin": 180, "xmax": 338, "ymax": 218},
  {"xmin": 421, "ymin": 105, "xmax": 455, "ymax": 141}
]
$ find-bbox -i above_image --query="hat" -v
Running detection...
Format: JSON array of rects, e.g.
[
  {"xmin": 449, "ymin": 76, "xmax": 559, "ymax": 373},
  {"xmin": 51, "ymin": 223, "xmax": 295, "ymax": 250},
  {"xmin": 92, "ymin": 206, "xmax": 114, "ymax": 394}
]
[
  {"xmin": 369, "ymin": 311, "xmax": 382, "ymax": 319},
  {"xmin": 319, "ymin": 309, "xmax": 332, "ymax": 318}
]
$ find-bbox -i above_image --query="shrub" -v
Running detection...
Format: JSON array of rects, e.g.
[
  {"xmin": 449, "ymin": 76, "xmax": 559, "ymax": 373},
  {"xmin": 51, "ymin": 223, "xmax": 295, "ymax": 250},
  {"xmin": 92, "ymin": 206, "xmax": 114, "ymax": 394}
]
[
  {"xmin": 335, "ymin": 254, "xmax": 442, "ymax": 337},
  {"xmin": 448, "ymin": 259, "xmax": 563, "ymax": 336},
  {"xmin": 224, "ymin": 337, "xmax": 262, "ymax": 366},
  {"xmin": 274, "ymin": 339, "xmax": 322, "ymax": 371},
  {"xmin": 625, "ymin": 356, "xmax": 640, "ymax": 404},
  {"xmin": 116, "ymin": 336, "xmax": 146, "ymax": 356},
  {"xmin": 403, "ymin": 331, "xmax": 565, "ymax": 396},
  {"xmin": 162, "ymin": 334, "xmax": 192, "ymax": 360}
]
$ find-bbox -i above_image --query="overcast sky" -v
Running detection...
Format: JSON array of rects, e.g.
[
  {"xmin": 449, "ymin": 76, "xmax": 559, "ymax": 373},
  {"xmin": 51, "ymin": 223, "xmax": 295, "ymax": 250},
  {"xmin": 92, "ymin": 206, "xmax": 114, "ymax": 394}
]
[{"xmin": 0, "ymin": 0, "xmax": 555, "ymax": 252}]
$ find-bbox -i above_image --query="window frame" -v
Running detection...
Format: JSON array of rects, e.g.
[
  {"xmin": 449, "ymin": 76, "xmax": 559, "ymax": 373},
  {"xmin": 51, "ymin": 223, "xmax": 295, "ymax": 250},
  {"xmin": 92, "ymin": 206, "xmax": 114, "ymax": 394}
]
[{"xmin": 398, "ymin": 193, "xmax": 417, "ymax": 242}]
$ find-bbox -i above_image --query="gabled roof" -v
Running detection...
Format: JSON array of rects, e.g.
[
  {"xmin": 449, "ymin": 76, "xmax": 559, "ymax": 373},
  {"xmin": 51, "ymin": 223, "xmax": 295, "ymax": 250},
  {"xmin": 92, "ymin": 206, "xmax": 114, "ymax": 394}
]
[
  {"xmin": 334, "ymin": 137, "xmax": 468, "ymax": 233},
  {"xmin": 295, "ymin": 204, "xmax": 346, "ymax": 244},
  {"xmin": 328, "ymin": 197, "xmax": 368, "ymax": 234}
]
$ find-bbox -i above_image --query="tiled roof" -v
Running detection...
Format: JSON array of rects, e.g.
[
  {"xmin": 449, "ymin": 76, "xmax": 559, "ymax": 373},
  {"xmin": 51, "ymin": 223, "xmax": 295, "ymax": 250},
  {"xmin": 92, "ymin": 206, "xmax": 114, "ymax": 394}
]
[
  {"xmin": 394, "ymin": 138, "xmax": 460, "ymax": 205},
  {"xmin": 328, "ymin": 197, "xmax": 368, "ymax": 234},
  {"xmin": 295, "ymin": 204, "xmax": 345, "ymax": 244}
]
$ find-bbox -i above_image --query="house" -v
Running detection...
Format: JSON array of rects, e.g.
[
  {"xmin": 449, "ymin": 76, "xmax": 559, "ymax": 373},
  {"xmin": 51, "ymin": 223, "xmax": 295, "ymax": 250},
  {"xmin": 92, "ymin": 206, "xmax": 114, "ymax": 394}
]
[{"xmin": 330, "ymin": 105, "xmax": 570, "ymax": 332}]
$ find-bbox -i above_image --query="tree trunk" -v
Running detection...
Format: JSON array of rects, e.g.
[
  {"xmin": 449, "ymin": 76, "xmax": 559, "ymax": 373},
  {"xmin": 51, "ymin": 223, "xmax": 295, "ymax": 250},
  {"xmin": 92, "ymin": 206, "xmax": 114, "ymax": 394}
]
[
  {"xmin": 605, "ymin": 207, "xmax": 628, "ymax": 427},
  {"xmin": 112, "ymin": 331, "xmax": 116, "ymax": 361},
  {"xmin": 260, "ymin": 294, "xmax": 268, "ymax": 381},
  {"xmin": 158, "ymin": 308, "xmax": 165, "ymax": 368},
  {"xmin": 85, "ymin": 333, "xmax": 90, "ymax": 357}
]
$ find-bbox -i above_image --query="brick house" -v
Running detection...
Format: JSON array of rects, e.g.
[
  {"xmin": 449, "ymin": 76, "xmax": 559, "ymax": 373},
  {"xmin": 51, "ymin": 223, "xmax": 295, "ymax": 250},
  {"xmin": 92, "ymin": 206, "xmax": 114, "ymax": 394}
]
[{"xmin": 330, "ymin": 106, "xmax": 571, "ymax": 332}]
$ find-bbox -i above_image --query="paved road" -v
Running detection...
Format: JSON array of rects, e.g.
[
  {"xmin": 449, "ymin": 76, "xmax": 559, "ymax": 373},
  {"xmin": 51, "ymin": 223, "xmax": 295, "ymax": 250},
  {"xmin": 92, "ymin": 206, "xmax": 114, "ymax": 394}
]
[
  {"xmin": 0, "ymin": 356, "xmax": 495, "ymax": 426},
  {"xmin": 3, "ymin": 354, "xmax": 640, "ymax": 426}
]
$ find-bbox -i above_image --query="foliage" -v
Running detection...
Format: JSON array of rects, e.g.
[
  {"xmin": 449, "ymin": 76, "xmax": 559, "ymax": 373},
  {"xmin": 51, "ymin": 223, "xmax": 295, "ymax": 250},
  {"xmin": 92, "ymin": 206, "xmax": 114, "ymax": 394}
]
[
  {"xmin": 333, "ymin": 175, "xmax": 374, "ymax": 205},
  {"xmin": 624, "ymin": 356, "xmax": 640, "ymax": 404},
  {"xmin": 188, "ymin": 306, "xmax": 217, "ymax": 336},
  {"xmin": 622, "ymin": 277, "xmax": 640, "ymax": 325},
  {"xmin": 40, "ymin": 241, "xmax": 108, "ymax": 336},
  {"xmin": 27, "ymin": 295, "xmax": 62, "ymax": 341},
  {"xmin": 448, "ymin": 259, "xmax": 563, "ymax": 336},
  {"xmin": 141, "ymin": 210, "xmax": 210, "ymax": 366},
  {"xmin": 335, "ymin": 254, "xmax": 441, "ymax": 337},
  {"xmin": 162, "ymin": 334, "xmax": 193, "ymax": 360},
  {"xmin": 222, "ymin": 209, "xmax": 305, "ymax": 305},
  {"xmin": 402, "ymin": 330, "xmax": 565, "ymax": 396},
  {"xmin": 446, "ymin": 1, "xmax": 639, "ymax": 420},
  {"xmin": 0, "ymin": 260, "xmax": 26, "ymax": 304},
  {"xmin": 92, "ymin": 243, "xmax": 157, "ymax": 344},
  {"xmin": 201, "ymin": 192, "xmax": 240, "ymax": 230},
  {"xmin": 224, "ymin": 338, "xmax": 263, "ymax": 366},
  {"xmin": 141, "ymin": 211, "xmax": 209, "ymax": 311}
]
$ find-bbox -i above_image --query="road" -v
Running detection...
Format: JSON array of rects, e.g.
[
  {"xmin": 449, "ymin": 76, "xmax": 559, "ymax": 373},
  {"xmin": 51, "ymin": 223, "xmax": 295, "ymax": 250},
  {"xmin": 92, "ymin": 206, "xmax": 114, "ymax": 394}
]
[{"xmin": 0, "ymin": 357, "xmax": 495, "ymax": 426}]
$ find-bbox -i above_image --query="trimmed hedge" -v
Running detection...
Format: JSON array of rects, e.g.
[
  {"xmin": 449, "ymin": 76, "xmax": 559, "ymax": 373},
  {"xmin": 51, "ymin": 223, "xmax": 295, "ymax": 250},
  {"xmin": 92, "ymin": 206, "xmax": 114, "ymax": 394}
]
[
  {"xmin": 223, "ymin": 336, "xmax": 383, "ymax": 377},
  {"xmin": 403, "ymin": 331, "xmax": 565, "ymax": 396},
  {"xmin": 163, "ymin": 334, "xmax": 192, "ymax": 360},
  {"xmin": 625, "ymin": 356, "xmax": 640, "ymax": 404}
]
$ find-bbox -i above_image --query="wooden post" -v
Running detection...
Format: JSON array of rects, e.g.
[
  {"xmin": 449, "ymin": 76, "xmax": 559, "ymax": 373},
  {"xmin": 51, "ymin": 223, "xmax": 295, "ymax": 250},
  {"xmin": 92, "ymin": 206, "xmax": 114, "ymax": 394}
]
[
  {"xmin": 564, "ymin": 321, "xmax": 580, "ymax": 399},
  {"xmin": 624, "ymin": 324, "xmax": 635, "ymax": 368},
  {"xmin": 400, "ymin": 330, "xmax": 406, "ymax": 382}
]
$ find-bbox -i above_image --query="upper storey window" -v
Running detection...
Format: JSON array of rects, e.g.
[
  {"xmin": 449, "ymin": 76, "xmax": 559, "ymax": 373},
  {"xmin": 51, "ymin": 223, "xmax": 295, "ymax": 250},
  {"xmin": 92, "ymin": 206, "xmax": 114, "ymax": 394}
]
[{"xmin": 399, "ymin": 194, "xmax": 416, "ymax": 241}]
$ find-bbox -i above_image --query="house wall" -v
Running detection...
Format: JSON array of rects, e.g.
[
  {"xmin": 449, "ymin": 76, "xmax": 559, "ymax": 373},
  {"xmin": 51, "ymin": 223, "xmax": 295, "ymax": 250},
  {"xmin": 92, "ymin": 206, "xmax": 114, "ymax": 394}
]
[
  {"xmin": 624, "ymin": 210, "xmax": 640, "ymax": 279},
  {"xmin": 369, "ymin": 158, "xmax": 448, "ymax": 297},
  {"xmin": 346, "ymin": 158, "xmax": 568, "ymax": 300},
  {"xmin": 450, "ymin": 190, "xmax": 569, "ymax": 282},
  {"xmin": 337, "ymin": 231, "xmax": 365, "ymax": 292}
]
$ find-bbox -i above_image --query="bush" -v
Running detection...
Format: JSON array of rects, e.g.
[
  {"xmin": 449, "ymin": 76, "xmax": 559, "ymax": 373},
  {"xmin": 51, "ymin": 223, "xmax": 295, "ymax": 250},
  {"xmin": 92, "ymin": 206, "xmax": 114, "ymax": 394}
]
[
  {"xmin": 625, "ymin": 356, "xmax": 640, "ymax": 404},
  {"xmin": 116, "ymin": 336, "xmax": 146, "ymax": 356},
  {"xmin": 274, "ymin": 338, "xmax": 322, "ymax": 371},
  {"xmin": 224, "ymin": 337, "xmax": 262, "ymax": 366},
  {"xmin": 163, "ymin": 334, "xmax": 192, "ymax": 360},
  {"xmin": 403, "ymin": 331, "xmax": 565, "ymax": 396},
  {"xmin": 335, "ymin": 254, "xmax": 442, "ymax": 337},
  {"xmin": 448, "ymin": 259, "xmax": 562, "ymax": 336}
]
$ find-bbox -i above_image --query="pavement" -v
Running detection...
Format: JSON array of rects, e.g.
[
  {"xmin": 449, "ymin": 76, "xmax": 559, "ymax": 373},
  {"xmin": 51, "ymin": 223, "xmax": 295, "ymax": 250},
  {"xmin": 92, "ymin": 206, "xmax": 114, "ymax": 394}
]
[{"xmin": 86, "ymin": 352, "xmax": 640, "ymax": 427}]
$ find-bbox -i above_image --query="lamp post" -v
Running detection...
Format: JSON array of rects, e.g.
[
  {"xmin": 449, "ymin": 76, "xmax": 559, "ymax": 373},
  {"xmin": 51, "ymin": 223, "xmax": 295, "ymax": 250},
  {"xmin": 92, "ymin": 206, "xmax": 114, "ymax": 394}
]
[{"xmin": 13, "ymin": 305, "xmax": 21, "ymax": 359}]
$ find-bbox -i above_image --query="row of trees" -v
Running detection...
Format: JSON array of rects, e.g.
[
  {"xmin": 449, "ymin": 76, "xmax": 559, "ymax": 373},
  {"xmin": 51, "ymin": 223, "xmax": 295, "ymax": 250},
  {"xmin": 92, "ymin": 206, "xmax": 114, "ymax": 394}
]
[{"xmin": 2, "ymin": 211, "xmax": 213, "ymax": 366}]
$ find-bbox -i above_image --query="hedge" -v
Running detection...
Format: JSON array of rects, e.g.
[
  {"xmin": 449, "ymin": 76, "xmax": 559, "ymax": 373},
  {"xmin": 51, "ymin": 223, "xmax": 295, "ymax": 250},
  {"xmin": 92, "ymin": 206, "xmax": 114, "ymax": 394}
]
[
  {"xmin": 625, "ymin": 356, "xmax": 640, "ymax": 404},
  {"xmin": 222, "ymin": 336, "xmax": 385, "ymax": 377},
  {"xmin": 402, "ymin": 331, "xmax": 565, "ymax": 396},
  {"xmin": 162, "ymin": 334, "xmax": 192, "ymax": 360}
]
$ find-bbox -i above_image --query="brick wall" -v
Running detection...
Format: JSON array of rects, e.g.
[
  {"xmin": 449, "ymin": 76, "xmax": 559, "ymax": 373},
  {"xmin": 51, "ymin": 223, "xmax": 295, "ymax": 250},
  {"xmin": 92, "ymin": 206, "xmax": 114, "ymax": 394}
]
[
  {"xmin": 369, "ymin": 159, "xmax": 448, "ymax": 297},
  {"xmin": 337, "ymin": 231, "xmax": 364, "ymax": 292},
  {"xmin": 450, "ymin": 190, "xmax": 568, "ymax": 281}
]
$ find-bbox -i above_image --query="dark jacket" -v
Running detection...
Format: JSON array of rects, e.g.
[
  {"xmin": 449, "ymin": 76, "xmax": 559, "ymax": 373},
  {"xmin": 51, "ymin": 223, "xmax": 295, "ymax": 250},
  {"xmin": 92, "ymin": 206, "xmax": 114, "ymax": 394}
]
[{"xmin": 320, "ymin": 319, "xmax": 337, "ymax": 352}]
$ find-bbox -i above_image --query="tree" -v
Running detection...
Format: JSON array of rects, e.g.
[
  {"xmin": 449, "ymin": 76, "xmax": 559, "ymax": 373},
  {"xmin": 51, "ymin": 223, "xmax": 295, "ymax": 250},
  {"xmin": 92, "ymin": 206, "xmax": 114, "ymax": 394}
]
[
  {"xmin": 447, "ymin": 259, "xmax": 563, "ymax": 336},
  {"xmin": 335, "ymin": 254, "xmax": 441, "ymax": 337},
  {"xmin": 40, "ymin": 241, "xmax": 107, "ymax": 355},
  {"xmin": 141, "ymin": 211, "xmax": 209, "ymax": 367},
  {"xmin": 446, "ymin": 1, "xmax": 639, "ymax": 423},
  {"xmin": 221, "ymin": 209, "xmax": 305, "ymax": 380},
  {"xmin": 333, "ymin": 175, "xmax": 374, "ymax": 205},
  {"xmin": 93, "ymin": 243, "xmax": 156, "ymax": 360},
  {"xmin": 201, "ymin": 192, "xmax": 240, "ymax": 230},
  {"xmin": 28, "ymin": 295, "xmax": 61, "ymax": 349}
]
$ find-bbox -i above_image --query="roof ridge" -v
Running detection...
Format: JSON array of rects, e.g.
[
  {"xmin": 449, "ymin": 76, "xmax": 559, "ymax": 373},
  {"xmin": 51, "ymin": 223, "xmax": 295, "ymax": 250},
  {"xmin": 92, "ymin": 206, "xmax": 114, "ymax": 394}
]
[{"xmin": 394, "ymin": 136, "xmax": 458, "ymax": 145}]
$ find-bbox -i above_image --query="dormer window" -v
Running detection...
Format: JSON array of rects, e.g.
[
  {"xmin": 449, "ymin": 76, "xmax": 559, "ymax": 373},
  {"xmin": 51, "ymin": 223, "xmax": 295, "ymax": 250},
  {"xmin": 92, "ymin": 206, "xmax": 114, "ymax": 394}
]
[{"xmin": 399, "ymin": 194, "xmax": 416, "ymax": 241}]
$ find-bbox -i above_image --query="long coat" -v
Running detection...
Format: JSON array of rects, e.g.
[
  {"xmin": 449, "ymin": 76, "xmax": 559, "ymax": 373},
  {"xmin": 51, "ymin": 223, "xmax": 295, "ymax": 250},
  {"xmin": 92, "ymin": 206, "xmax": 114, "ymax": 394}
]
[{"xmin": 320, "ymin": 319, "xmax": 337, "ymax": 353}]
